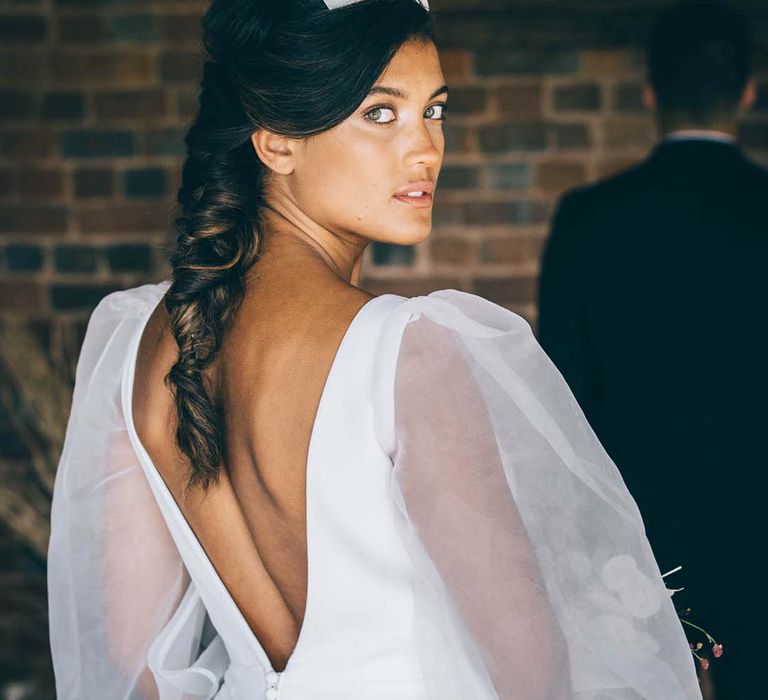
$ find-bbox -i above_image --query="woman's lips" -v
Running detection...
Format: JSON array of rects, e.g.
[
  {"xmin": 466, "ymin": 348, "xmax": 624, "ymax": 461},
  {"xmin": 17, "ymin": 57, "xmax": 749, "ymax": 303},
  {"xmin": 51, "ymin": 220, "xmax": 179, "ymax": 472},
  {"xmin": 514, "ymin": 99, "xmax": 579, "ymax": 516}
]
[{"xmin": 392, "ymin": 192, "xmax": 433, "ymax": 208}]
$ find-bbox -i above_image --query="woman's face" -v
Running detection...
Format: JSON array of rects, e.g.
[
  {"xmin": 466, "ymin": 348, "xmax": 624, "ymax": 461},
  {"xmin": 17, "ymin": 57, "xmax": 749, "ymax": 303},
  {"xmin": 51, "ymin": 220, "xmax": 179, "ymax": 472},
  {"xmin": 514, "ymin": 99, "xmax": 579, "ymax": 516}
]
[{"xmin": 286, "ymin": 39, "xmax": 447, "ymax": 247}]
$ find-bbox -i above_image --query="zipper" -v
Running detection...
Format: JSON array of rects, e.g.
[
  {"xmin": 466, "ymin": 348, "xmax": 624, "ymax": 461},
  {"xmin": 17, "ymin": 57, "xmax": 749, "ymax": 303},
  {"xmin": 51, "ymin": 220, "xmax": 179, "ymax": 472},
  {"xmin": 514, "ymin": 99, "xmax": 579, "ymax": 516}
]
[{"xmin": 265, "ymin": 669, "xmax": 281, "ymax": 699}]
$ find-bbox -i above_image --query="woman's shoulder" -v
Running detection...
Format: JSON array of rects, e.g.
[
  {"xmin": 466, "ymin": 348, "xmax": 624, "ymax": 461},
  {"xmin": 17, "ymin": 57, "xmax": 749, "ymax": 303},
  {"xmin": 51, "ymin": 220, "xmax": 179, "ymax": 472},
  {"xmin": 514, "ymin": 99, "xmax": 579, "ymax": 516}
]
[
  {"xmin": 89, "ymin": 279, "xmax": 170, "ymax": 325},
  {"xmin": 72, "ymin": 281, "xmax": 169, "ymax": 393},
  {"xmin": 371, "ymin": 288, "xmax": 538, "ymax": 455},
  {"xmin": 371, "ymin": 287, "xmax": 536, "ymax": 379},
  {"xmin": 377, "ymin": 288, "xmax": 534, "ymax": 341}
]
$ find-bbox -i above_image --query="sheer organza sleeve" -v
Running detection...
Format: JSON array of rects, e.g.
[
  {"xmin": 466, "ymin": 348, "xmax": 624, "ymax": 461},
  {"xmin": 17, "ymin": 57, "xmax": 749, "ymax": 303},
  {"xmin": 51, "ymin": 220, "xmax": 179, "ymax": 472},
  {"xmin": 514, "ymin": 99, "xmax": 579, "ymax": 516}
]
[
  {"xmin": 373, "ymin": 290, "xmax": 702, "ymax": 700},
  {"xmin": 47, "ymin": 285, "xmax": 223, "ymax": 700}
]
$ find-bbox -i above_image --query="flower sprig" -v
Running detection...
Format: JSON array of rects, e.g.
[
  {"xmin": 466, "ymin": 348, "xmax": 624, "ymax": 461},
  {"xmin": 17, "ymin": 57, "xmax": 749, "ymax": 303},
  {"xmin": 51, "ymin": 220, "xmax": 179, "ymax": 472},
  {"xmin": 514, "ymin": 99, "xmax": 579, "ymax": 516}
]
[{"xmin": 662, "ymin": 565, "xmax": 723, "ymax": 672}]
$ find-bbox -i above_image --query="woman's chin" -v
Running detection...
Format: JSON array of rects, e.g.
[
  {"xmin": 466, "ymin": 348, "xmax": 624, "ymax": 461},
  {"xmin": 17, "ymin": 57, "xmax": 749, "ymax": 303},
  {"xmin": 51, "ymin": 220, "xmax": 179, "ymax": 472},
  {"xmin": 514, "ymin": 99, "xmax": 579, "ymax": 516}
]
[
  {"xmin": 383, "ymin": 235, "xmax": 430, "ymax": 249},
  {"xmin": 383, "ymin": 221, "xmax": 433, "ymax": 247}
]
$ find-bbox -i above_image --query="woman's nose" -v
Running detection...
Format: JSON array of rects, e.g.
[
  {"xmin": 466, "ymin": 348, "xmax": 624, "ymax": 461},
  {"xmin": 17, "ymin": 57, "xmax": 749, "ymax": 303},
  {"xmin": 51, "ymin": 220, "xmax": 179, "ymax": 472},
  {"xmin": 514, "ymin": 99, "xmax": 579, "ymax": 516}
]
[{"xmin": 405, "ymin": 122, "xmax": 443, "ymax": 168}]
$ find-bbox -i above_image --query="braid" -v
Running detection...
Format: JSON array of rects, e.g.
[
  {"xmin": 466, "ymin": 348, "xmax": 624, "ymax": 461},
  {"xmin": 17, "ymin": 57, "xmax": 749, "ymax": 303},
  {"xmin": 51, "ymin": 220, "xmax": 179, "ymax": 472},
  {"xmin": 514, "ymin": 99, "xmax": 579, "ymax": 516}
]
[
  {"xmin": 163, "ymin": 0, "xmax": 432, "ymax": 490},
  {"xmin": 165, "ymin": 62, "xmax": 263, "ymax": 490}
]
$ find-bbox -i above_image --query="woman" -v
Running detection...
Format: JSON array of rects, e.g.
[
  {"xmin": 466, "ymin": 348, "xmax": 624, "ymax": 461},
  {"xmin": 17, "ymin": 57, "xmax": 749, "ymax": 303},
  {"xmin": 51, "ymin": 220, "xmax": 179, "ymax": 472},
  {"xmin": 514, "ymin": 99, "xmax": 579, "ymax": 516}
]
[{"xmin": 47, "ymin": 0, "xmax": 702, "ymax": 698}]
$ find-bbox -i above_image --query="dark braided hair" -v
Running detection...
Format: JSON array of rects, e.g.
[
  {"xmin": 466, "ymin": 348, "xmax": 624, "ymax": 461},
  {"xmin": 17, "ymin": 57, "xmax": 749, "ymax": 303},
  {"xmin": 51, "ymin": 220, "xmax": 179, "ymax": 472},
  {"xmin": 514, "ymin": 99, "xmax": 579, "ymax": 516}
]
[{"xmin": 165, "ymin": 0, "xmax": 433, "ymax": 489}]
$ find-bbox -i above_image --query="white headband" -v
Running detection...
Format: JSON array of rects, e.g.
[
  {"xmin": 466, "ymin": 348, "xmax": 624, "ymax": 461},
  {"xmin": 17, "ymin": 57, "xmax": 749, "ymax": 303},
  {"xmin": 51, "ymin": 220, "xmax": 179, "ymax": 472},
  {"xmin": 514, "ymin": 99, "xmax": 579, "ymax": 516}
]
[{"xmin": 324, "ymin": 0, "xmax": 429, "ymax": 10}]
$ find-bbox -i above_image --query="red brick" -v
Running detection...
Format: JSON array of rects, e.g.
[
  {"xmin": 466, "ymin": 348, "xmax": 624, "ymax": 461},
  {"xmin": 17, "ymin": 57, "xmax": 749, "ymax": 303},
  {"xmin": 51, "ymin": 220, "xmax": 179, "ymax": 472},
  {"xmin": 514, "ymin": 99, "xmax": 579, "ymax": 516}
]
[
  {"xmin": 473, "ymin": 276, "xmax": 538, "ymax": 306},
  {"xmin": 439, "ymin": 49, "xmax": 472, "ymax": 81},
  {"xmin": 16, "ymin": 168, "xmax": 65, "ymax": 198},
  {"xmin": 0, "ymin": 51, "xmax": 46, "ymax": 84},
  {"xmin": 553, "ymin": 83, "xmax": 602, "ymax": 112},
  {"xmin": 108, "ymin": 14, "xmax": 158, "ymax": 43},
  {"xmin": 0, "ymin": 205, "xmax": 68, "ymax": 235},
  {"xmin": 143, "ymin": 127, "xmax": 186, "ymax": 156},
  {"xmin": 94, "ymin": 89, "xmax": 167, "ymax": 119},
  {"xmin": 49, "ymin": 50, "xmax": 155, "ymax": 85},
  {"xmin": 160, "ymin": 51, "xmax": 203, "ymax": 83},
  {"xmin": 55, "ymin": 245, "xmax": 97, "ymax": 273},
  {"xmin": 495, "ymin": 83, "xmax": 542, "ymax": 120},
  {"xmin": 176, "ymin": 89, "xmax": 198, "ymax": 119},
  {"xmin": 438, "ymin": 165, "xmax": 480, "ymax": 190},
  {"xmin": 50, "ymin": 283, "xmax": 121, "ymax": 312},
  {"xmin": 0, "ymin": 129, "xmax": 58, "ymax": 160},
  {"xmin": 0, "ymin": 168, "xmax": 14, "ymax": 198},
  {"xmin": 0, "ymin": 281, "xmax": 46, "ymax": 313},
  {"xmin": 480, "ymin": 237, "xmax": 544, "ymax": 266},
  {"xmin": 56, "ymin": 15, "xmax": 106, "ymax": 44},
  {"xmin": 430, "ymin": 238, "xmax": 474, "ymax": 265},
  {"xmin": 77, "ymin": 203, "xmax": 170, "ymax": 234},
  {"xmin": 579, "ymin": 49, "xmax": 644, "ymax": 77},
  {"xmin": 479, "ymin": 123, "xmax": 546, "ymax": 153},
  {"xmin": 476, "ymin": 49, "xmax": 578, "ymax": 77},
  {"xmin": 551, "ymin": 122, "xmax": 592, "ymax": 150},
  {"xmin": 536, "ymin": 160, "xmax": 588, "ymax": 192},
  {"xmin": 74, "ymin": 168, "xmax": 114, "ymax": 198},
  {"xmin": 464, "ymin": 200, "xmax": 549, "ymax": 225},
  {"xmin": 613, "ymin": 83, "xmax": 644, "ymax": 113},
  {"xmin": 447, "ymin": 87, "xmax": 489, "ymax": 116},
  {"xmin": 361, "ymin": 277, "xmax": 465, "ymax": 297},
  {"xmin": 596, "ymin": 157, "xmax": 641, "ymax": 179},
  {"xmin": 604, "ymin": 116, "xmax": 655, "ymax": 150},
  {"xmin": 432, "ymin": 201, "xmax": 465, "ymax": 226},
  {"xmin": 488, "ymin": 162, "xmax": 532, "ymax": 190},
  {"xmin": 113, "ymin": 51, "xmax": 157, "ymax": 83},
  {"xmin": 160, "ymin": 14, "xmax": 201, "ymax": 44},
  {"xmin": 444, "ymin": 124, "xmax": 472, "ymax": 153}
]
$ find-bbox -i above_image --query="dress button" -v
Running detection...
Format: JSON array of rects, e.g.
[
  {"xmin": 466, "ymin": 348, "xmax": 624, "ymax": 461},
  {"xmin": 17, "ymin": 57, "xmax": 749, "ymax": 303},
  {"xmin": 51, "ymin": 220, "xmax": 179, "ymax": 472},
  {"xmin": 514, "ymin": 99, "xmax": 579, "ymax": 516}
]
[
  {"xmin": 266, "ymin": 688, "xmax": 278, "ymax": 700},
  {"xmin": 266, "ymin": 672, "xmax": 278, "ymax": 684}
]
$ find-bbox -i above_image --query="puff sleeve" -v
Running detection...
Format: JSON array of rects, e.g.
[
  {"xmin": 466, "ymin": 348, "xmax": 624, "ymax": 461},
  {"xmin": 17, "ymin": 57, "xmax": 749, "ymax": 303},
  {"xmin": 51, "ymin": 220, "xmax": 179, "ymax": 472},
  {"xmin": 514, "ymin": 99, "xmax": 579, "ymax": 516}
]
[
  {"xmin": 373, "ymin": 290, "xmax": 701, "ymax": 700},
  {"xmin": 47, "ymin": 284, "xmax": 226, "ymax": 700}
]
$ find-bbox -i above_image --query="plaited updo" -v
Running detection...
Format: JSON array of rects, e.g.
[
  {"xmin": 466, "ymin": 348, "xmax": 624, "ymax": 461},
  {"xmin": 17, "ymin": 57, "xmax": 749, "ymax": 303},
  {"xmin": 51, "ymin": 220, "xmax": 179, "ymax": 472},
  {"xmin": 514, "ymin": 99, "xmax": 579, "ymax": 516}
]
[{"xmin": 165, "ymin": 0, "xmax": 433, "ymax": 489}]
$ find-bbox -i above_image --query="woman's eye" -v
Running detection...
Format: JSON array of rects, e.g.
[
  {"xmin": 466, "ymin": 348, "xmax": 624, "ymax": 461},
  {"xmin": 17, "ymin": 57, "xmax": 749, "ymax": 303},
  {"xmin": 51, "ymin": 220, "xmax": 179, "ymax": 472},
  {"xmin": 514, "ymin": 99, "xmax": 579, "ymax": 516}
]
[
  {"xmin": 425, "ymin": 104, "xmax": 447, "ymax": 120},
  {"xmin": 365, "ymin": 107, "xmax": 396, "ymax": 124}
]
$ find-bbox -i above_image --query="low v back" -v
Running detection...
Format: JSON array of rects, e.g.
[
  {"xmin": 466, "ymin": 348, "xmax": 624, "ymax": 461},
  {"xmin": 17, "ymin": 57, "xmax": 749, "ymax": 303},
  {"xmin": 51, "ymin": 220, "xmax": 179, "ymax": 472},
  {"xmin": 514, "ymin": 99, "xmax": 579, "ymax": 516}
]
[
  {"xmin": 121, "ymin": 283, "xmax": 426, "ymax": 699},
  {"xmin": 49, "ymin": 280, "xmax": 703, "ymax": 700},
  {"xmin": 130, "ymin": 286, "xmax": 380, "ymax": 673}
]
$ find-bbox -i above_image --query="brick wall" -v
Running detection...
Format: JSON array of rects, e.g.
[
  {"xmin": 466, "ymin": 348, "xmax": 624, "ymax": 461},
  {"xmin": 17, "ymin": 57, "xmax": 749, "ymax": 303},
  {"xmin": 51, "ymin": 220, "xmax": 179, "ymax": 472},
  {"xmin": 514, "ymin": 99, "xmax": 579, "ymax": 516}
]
[
  {"xmin": 1, "ymin": 0, "xmax": 767, "ymax": 328},
  {"xmin": 1, "ymin": 1, "xmax": 767, "ymax": 694},
  {"xmin": 367, "ymin": 0, "xmax": 768, "ymax": 322}
]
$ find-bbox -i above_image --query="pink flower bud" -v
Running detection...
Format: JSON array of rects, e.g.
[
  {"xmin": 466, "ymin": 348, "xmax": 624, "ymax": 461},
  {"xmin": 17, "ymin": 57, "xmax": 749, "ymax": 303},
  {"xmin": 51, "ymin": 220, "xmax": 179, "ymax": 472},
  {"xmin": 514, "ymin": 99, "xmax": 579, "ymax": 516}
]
[
  {"xmin": 699, "ymin": 658, "xmax": 710, "ymax": 671},
  {"xmin": 713, "ymin": 644, "xmax": 723, "ymax": 658}
]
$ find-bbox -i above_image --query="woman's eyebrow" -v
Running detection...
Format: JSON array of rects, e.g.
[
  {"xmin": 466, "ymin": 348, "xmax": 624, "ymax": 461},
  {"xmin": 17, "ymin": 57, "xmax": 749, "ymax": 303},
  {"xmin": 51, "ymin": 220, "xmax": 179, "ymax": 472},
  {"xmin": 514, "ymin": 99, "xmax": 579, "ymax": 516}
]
[{"xmin": 368, "ymin": 84, "xmax": 449, "ymax": 100}]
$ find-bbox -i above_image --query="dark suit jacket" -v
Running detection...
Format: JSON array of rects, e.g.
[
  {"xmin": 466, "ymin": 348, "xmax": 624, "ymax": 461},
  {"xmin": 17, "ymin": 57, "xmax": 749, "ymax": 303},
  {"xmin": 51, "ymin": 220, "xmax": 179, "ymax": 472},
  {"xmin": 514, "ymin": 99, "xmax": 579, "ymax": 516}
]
[{"xmin": 538, "ymin": 138, "xmax": 768, "ymax": 696}]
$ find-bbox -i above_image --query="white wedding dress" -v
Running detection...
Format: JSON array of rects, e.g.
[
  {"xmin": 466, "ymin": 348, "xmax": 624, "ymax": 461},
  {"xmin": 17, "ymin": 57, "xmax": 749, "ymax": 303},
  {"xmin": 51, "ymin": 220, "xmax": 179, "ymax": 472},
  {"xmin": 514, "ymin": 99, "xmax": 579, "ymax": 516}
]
[{"xmin": 48, "ymin": 281, "xmax": 701, "ymax": 700}]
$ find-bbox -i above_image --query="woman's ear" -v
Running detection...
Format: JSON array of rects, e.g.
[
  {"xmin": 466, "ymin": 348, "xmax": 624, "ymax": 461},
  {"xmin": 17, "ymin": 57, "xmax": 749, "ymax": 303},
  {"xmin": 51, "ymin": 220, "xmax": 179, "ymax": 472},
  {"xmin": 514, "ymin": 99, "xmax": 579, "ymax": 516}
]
[
  {"xmin": 740, "ymin": 76, "xmax": 757, "ymax": 112},
  {"xmin": 642, "ymin": 82, "xmax": 657, "ymax": 111},
  {"xmin": 250, "ymin": 129, "xmax": 297, "ymax": 175}
]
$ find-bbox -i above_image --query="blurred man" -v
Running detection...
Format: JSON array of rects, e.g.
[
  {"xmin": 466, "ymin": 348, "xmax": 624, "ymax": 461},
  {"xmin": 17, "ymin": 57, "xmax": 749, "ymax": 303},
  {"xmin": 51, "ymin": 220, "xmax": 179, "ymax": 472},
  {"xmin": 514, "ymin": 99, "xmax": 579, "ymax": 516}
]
[{"xmin": 538, "ymin": 2, "xmax": 766, "ymax": 697}]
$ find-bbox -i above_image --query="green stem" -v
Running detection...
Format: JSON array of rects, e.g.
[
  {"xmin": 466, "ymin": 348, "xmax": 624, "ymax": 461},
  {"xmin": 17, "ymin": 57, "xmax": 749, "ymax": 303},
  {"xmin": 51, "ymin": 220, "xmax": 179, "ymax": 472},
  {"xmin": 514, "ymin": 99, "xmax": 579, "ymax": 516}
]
[{"xmin": 681, "ymin": 618, "xmax": 717, "ymax": 645}]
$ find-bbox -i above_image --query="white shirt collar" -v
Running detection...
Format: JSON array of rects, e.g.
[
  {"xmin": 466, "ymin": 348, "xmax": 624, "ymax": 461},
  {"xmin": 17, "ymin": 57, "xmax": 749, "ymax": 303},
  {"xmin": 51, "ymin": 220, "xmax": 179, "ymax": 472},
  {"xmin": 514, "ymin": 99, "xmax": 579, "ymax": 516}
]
[{"xmin": 662, "ymin": 129, "xmax": 737, "ymax": 145}]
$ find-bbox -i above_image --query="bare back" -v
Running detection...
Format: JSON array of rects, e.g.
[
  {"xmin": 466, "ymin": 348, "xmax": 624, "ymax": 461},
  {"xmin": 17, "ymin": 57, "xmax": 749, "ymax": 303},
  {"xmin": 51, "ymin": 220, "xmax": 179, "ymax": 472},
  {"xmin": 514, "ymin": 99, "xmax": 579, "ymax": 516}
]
[{"xmin": 131, "ymin": 280, "xmax": 375, "ymax": 672}]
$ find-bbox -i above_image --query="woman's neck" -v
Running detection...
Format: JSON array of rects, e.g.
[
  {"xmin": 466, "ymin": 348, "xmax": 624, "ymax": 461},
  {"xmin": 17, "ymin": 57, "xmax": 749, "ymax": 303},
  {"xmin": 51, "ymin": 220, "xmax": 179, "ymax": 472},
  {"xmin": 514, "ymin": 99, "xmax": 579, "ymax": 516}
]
[{"xmin": 258, "ymin": 205, "xmax": 368, "ymax": 287}]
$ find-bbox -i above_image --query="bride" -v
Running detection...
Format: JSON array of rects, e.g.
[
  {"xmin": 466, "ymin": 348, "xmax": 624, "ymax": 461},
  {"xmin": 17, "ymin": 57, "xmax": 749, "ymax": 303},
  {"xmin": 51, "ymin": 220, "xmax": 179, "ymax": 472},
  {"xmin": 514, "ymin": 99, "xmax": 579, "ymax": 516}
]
[{"xmin": 47, "ymin": 0, "xmax": 702, "ymax": 698}]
